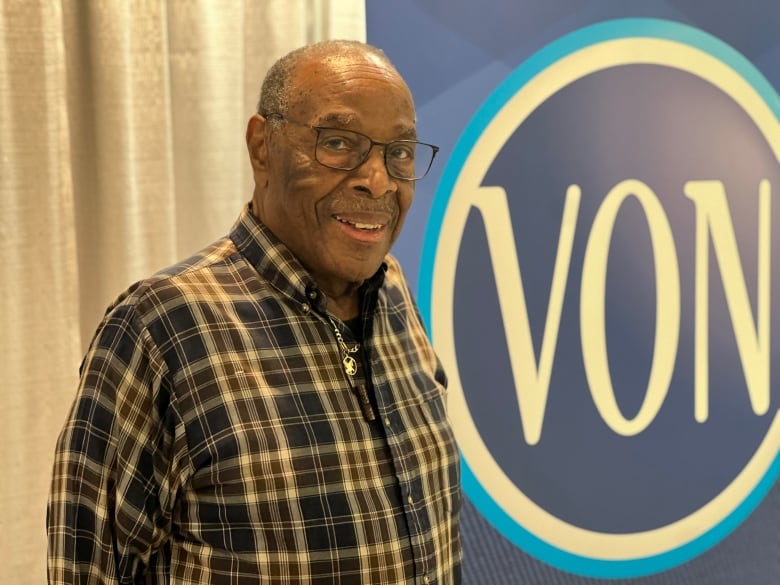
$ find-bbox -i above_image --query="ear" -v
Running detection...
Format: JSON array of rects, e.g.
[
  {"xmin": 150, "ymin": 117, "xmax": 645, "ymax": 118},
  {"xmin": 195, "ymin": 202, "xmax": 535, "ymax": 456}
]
[{"xmin": 246, "ymin": 113, "xmax": 269, "ymax": 174}]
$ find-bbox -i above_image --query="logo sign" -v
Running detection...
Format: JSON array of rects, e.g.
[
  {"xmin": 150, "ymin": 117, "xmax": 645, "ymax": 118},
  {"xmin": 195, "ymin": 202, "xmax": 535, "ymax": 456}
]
[{"xmin": 419, "ymin": 19, "xmax": 779, "ymax": 578}]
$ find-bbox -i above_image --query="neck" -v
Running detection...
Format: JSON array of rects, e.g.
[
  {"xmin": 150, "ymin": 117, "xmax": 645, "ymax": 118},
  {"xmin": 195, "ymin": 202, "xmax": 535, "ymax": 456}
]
[
  {"xmin": 323, "ymin": 285, "xmax": 361, "ymax": 320},
  {"xmin": 306, "ymin": 264, "xmax": 365, "ymax": 320},
  {"xmin": 250, "ymin": 200, "xmax": 365, "ymax": 320}
]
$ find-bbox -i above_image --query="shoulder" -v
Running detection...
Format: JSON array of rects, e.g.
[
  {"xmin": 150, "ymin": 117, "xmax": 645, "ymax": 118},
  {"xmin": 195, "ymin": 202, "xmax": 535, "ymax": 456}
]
[
  {"xmin": 106, "ymin": 236, "xmax": 241, "ymax": 321},
  {"xmin": 380, "ymin": 253, "xmax": 413, "ymax": 302},
  {"xmin": 379, "ymin": 253, "xmax": 428, "ymax": 331},
  {"xmin": 84, "ymin": 236, "xmax": 249, "ymax": 362}
]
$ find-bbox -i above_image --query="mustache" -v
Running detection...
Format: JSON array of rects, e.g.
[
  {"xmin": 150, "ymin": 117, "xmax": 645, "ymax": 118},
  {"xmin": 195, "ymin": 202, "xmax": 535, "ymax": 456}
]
[{"xmin": 329, "ymin": 197, "xmax": 398, "ymax": 215}]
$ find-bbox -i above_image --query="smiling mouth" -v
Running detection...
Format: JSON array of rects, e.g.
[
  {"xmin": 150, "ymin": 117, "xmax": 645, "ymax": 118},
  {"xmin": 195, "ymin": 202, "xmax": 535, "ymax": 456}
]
[{"xmin": 334, "ymin": 215, "xmax": 385, "ymax": 231}]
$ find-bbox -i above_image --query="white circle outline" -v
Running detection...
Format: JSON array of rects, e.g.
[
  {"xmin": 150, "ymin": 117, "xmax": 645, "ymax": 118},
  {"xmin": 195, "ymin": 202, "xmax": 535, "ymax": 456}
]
[{"xmin": 431, "ymin": 36, "xmax": 780, "ymax": 563}]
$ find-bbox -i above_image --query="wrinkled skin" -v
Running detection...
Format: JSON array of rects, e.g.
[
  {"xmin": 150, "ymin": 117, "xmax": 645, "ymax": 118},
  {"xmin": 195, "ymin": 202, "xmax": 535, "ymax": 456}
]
[{"xmin": 246, "ymin": 49, "xmax": 417, "ymax": 319}]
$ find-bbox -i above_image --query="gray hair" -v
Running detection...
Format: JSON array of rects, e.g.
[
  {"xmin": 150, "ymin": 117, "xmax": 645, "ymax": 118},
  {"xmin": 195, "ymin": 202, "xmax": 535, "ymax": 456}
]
[{"xmin": 256, "ymin": 40, "xmax": 395, "ymax": 126}]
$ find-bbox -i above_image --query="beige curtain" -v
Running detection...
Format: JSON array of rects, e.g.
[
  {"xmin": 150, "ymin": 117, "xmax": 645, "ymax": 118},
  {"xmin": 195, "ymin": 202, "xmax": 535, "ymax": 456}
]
[{"xmin": 0, "ymin": 1, "xmax": 364, "ymax": 582}]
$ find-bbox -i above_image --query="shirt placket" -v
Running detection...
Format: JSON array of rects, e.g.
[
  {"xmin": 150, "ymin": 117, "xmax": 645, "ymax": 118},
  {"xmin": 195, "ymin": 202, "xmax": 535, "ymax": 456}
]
[
  {"xmin": 373, "ymin": 379, "xmax": 437, "ymax": 584},
  {"xmin": 304, "ymin": 282, "xmax": 438, "ymax": 584}
]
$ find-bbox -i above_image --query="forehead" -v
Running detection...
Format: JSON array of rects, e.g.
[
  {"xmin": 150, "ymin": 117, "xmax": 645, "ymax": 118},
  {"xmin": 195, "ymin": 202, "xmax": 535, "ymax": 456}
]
[{"xmin": 288, "ymin": 53, "xmax": 416, "ymax": 134}]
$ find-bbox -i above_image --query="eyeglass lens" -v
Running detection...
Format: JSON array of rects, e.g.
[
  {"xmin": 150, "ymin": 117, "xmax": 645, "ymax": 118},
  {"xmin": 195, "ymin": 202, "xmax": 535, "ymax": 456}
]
[{"xmin": 314, "ymin": 128, "xmax": 435, "ymax": 180}]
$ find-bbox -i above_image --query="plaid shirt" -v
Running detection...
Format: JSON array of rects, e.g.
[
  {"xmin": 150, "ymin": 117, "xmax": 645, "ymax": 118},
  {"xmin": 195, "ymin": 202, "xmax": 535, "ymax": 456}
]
[{"xmin": 48, "ymin": 205, "xmax": 461, "ymax": 584}]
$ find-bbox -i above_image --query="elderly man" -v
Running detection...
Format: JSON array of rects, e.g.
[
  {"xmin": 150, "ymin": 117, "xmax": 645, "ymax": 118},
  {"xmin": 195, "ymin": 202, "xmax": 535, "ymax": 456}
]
[{"xmin": 48, "ymin": 40, "xmax": 461, "ymax": 584}]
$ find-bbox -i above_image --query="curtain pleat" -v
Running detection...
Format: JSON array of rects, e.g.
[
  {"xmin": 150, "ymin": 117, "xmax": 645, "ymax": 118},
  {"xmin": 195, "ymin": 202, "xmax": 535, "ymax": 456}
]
[
  {"xmin": 63, "ymin": 0, "xmax": 180, "ymax": 342},
  {"xmin": 0, "ymin": 2, "xmax": 81, "ymax": 581},
  {"xmin": 0, "ymin": 1, "xmax": 364, "ymax": 582}
]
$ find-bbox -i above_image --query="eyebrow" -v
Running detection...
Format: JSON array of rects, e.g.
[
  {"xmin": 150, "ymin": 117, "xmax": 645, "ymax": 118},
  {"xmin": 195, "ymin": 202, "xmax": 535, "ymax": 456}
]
[
  {"xmin": 316, "ymin": 113, "xmax": 418, "ymax": 140},
  {"xmin": 317, "ymin": 113, "xmax": 357, "ymax": 127}
]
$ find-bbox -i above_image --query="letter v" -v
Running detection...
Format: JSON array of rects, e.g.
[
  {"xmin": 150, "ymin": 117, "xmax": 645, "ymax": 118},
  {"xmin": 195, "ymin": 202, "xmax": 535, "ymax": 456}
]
[{"xmin": 472, "ymin": 185, "xmax": 581, "ymax": 444}]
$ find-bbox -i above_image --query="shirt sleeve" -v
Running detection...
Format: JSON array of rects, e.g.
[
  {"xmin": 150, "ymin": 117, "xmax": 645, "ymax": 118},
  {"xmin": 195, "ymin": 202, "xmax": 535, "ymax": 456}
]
[{"xmin": 47, "ymin": 303, "xmax": 185, "ymax": 584}]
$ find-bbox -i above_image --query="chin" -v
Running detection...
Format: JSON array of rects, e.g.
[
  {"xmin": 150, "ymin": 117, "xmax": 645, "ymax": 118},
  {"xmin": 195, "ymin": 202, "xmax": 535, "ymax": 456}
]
[{"xmin": 340, "ymin": 259, "xmax": 384, "ymax": 283}]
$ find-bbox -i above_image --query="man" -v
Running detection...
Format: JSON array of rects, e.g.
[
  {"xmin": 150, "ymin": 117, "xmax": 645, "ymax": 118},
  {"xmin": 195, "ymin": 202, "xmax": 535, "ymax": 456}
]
[{"xmin": 47, "ymin": 40, "xmax": 461, "ymax": 584}]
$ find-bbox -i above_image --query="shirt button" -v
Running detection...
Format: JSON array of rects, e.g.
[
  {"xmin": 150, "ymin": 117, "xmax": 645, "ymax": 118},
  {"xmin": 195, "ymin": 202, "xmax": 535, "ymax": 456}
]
[
  {"xmin": 307, "ymin": 288, "xmax": 319, "ymax": 300},
  {"xmin": 301, "ymin": 303, "xmax": 310, "ymax": 313},
  {"xmin": 423, "ymin": 576, "xmax": 429, "ymax": 584},
  {"xmin": 384, "ymin": 417, "xmax": 391, "ymax": 428},
  {"xmin": 407, "ymin": 495, "xmax": 414, "ymax": 505}
]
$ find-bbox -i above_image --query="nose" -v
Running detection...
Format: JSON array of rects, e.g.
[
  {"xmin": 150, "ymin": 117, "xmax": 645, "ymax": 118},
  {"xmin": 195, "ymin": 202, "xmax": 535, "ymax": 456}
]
[{"xmin": 353, "ymin": 145, "xmax": 397, "ymax": 197}]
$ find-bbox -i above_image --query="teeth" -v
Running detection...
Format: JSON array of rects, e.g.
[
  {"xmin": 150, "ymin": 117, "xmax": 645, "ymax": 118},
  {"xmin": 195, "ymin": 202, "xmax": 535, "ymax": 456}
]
[{"xmin": 336, "ymin": 216, "xmax": 382, "ymax": 230}]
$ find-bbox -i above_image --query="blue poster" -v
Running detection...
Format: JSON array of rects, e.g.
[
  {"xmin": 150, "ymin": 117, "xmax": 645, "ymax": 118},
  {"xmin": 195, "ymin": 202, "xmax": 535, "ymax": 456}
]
[{"xmin": 368, "ymin": 2, "xmax": 780, "ymax": 583}]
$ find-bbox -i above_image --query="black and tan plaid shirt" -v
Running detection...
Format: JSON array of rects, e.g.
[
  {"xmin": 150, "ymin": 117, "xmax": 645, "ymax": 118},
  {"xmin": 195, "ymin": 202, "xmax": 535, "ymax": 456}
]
[{"xmin": 48, "ymin": 205, "xmax": 461, "ymax": 584}]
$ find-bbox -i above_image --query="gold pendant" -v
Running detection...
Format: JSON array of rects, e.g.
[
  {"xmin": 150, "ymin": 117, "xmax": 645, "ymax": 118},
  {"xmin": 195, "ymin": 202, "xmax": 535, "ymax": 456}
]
[{"xmin": 343, "ymin": 355, "xmax": 357, "ymax": 376}]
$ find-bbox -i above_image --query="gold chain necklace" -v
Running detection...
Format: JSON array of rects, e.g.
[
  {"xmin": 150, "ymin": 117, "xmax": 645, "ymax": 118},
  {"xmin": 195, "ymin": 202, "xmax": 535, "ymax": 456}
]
[{"xmin": 328, "ymin": 316, "xmax": 360, "ymax": 376}]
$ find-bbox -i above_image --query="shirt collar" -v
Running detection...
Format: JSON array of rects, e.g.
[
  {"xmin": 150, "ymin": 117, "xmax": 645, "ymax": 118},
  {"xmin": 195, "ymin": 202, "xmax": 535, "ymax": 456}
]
[{"xmin": 229, "ymin": 204, "xmax": 387, "ymax": 311}]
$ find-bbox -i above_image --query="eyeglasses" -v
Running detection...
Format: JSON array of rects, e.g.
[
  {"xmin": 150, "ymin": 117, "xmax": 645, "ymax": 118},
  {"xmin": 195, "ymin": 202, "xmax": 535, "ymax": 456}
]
[{"xmin": 264, "ymin": 113, "xmax": 439, "ymax": 181}]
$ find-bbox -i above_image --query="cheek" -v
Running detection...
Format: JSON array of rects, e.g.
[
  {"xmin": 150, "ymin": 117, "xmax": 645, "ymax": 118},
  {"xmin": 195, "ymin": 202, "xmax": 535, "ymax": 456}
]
[
  {"xmin": 391, "ymin": 190, "xmax": 415, "ymax": 237},
  {"xmin": 269, "ymin": 139, "xmax": 317, "ymax": 184},
  {"xmin": 284, "ymin": 176, "xmax": 345, "ymax": 233}
]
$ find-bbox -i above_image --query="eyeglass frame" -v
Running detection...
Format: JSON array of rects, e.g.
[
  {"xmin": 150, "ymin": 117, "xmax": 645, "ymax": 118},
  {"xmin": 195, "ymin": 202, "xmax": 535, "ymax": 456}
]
[{"xmin": 262, "ymin": 112, "xmax": 440, "ymax": 181}]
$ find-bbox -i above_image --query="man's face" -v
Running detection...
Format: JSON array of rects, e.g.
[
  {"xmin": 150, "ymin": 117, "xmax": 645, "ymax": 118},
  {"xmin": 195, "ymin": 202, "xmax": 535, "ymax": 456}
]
[{"xmin": 251, "ymin": 53, "xmax": 417, "ymax": 294}]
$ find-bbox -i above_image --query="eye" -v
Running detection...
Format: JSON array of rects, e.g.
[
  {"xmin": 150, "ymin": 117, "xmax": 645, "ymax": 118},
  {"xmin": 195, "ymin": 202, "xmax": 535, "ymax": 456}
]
[
  {"xmin": 388, "ymin": 142, "xmax": 416, "ymax": 161},
  {"xmin": 318, "ymin": 130, "xmax": 360, "ymax": 152}
]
